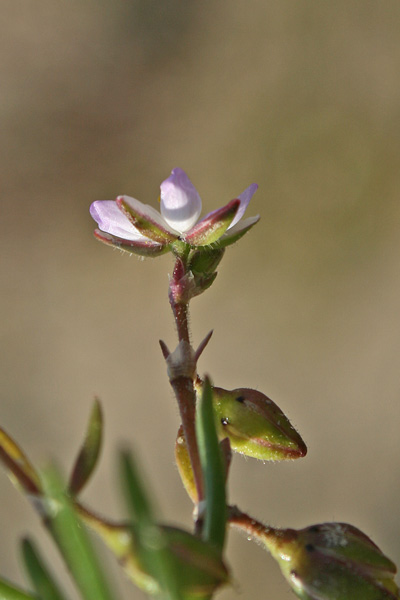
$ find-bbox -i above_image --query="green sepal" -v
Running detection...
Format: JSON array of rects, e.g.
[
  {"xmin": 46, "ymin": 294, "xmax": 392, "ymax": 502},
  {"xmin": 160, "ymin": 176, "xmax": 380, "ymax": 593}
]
[
  {"xmin": 117, "ymin": 197, "xmax": 178, "ymax": 245},
  {"xmin": 21, "ymin": 538, "xmax": 68, "ymax": 600},
  {"xmin": 184, "ymin": 200, "xmax": 239, "ymax": 247},
  {"xmin": 69, "ymin": 399, "xmax": 103, "ymax": 496},
  {"xmin": 93, "ymin": 229, "xmax": 170, "ymax": 257},
  {"xmin": 214, "ymin": 215, "xmax": 260, "ymax": 248},
  {"xmin": 195, "ymin": 377, "xmax": 227, "ymax": 552}
]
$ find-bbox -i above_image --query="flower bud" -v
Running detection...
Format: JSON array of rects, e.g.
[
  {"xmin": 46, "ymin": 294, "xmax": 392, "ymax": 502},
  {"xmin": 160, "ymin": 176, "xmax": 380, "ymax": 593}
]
[
  {"xmin": 265, "ymin": 522, "xmax": 399, "ymax": 600},
  {"xmin": 189, "ymin": 247, "xmax": 225, "ymax": 276},
  {"xmin": 204, "ymin": 384, "xmax": 307, "ymax": 460},
  {"xmin": 79, "ymin": 505, "xmax": 229, "ymax": 598}
]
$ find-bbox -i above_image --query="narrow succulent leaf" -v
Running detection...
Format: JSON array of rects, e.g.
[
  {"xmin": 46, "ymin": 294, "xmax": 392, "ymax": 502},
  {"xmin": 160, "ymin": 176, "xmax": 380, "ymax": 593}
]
[
  {"xmin": 119, "ymin": 450, "xmax": 183, "ymax": 600},
  {"xmin": 184, "ymin": 200, "xmax": 240, "ymax": 246},
  {"xmin": 0, "ymin": 427, "xmax": 42, "ymax": 495},
  {"xmin": 21, "ymin": 538, "xmax": 68, "ymax": 600},
  {"xmin": 41, "ymin": 466, "xmax": 116, "ymax": 600},
  {"xmin": 69, "ymin": 399, "xmax": 103, "ymax": 496},
  {"xmin": 195, "ymin": 377, "xmax": 227, "ymax": 552},
  {"xmin": 0, "ymin": 577, "xmax": 38, "ymax": 600},
  {"xmin": 93, "ymin": 229, "xmax": 169, "ymax": 257},
  {"xmin": 210, "ymin": 386, "xmax": 307, "ymax": 460},
  {"xmin": 117, "ymin": 196, "xmax": 178, "ymax": 244},
  {"xmin": 216, "ymin": 215, "xmax": 260, "ymax": 248},
  {"xmin": 119, "ymin": 450, "xmax": 155, "ymax": 526}
]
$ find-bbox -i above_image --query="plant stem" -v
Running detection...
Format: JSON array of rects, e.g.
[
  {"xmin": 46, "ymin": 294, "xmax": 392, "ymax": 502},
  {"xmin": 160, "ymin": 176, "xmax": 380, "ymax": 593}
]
[
  {"xmin": 170, "ymin": 376, "xmax": 204, "ymax": 504},
  {"xmin": 167, "ymin": 256, "xmax": 204, "ymax": 507},
  {"xmin": 228, "ymin": 505, "xmax": 276, "ymax": 545}
]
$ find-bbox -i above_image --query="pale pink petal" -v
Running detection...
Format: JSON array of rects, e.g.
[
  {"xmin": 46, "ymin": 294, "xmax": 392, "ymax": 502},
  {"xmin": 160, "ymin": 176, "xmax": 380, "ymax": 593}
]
[
  {"xmin": 160, "ymin": 168, "xmax": 202, "ymax": 233},
  {"xmin": 90, "ymin": 201, "xmax": 145, "ymax": 242},
  {"xmin": 228, "ymin": 183, "xmax": 258, "ymax": 230}
]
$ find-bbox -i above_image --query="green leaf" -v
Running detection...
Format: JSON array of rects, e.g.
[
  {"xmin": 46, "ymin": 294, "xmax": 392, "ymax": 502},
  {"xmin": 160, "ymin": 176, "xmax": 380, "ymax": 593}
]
[
  {"xmin": 41, "ymin": 466, "xmax": 116, "ymax": 600},
  {"xmin": 195, "ymin": 377, "xmax": 227, "ymax": 552},
  {"xmin": 68, "ymin": 400, "xmax": 103, "ymax": 496},
  {"xmin": 0, "ymin": 576, "xmax": 37, "ymax": 600},
  {"xmin": 21, "ymin": 538, "xmax": 68, "ymax": 600},
  {"xmin": 119, "ymin": 450, "xmax": 182, "ymax": 600}
]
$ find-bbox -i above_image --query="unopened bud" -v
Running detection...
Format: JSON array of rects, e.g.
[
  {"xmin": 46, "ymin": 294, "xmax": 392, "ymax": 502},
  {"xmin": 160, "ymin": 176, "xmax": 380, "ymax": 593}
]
[
  {"xmin": 206, "ymin": 385, "xmax": 307, "ymax": 460},
  {"xmin": 265, "ymin": 522, "xmax": 399, "ymax": 600},
  {"xmin": 79, "ymin": 505, "xmax": 229, "ymax": 598}
]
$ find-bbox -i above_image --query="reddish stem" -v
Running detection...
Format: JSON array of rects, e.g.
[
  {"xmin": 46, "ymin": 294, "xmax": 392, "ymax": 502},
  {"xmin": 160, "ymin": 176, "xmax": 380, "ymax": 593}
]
[
  {"xmin": 228, "ymin": 505, "xmax": 276, "ymax": 545},
  {"xmin": 167, "ymin": 256, "xmax": 204, "ymax": 504}
]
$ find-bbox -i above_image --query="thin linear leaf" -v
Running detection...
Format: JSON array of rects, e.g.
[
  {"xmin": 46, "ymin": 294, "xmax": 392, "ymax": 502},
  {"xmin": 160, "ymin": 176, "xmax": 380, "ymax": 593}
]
[
  {"xmin": 196, "ymin": 376, "xmax": 227, "ymax": 552},
  {"xmin": 41, "ymin": 466, "xmax": 116, "ymax": 600},
  {"xmin": 21, "ymin": 538, "xmax": 68, "ymax": 600},
  {"xmin": 119, "ymin": 450, "xmax": 183, "ymax": 600},
  {"xmin": 0, "ymin": 576, "xmax": 37, "ymax": 600},
  {"xmin": 69, "ymin": 400, "xmax": 103, "ymax": 496}
]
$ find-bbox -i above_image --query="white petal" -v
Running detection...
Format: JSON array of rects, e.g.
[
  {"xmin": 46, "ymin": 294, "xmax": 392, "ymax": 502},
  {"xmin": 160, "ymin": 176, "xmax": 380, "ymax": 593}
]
[{"xmin": 160, "ymin": 168, "xmax": 202, "ymax": 233}]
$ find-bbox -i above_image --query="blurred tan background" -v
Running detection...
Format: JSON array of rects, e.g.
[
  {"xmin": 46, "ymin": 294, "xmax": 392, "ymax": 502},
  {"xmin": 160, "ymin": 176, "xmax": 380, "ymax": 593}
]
[{"xmin": 1, "ymin": 1, "xmax": 400, "ymax": 598}]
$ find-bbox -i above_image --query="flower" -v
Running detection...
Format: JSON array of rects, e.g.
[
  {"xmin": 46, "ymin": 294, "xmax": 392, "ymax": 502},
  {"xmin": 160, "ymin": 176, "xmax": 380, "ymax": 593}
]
[{"xmin": 90, "ymin": 168, "xmax": 259, "ymax": 256}]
